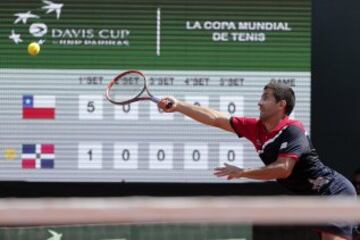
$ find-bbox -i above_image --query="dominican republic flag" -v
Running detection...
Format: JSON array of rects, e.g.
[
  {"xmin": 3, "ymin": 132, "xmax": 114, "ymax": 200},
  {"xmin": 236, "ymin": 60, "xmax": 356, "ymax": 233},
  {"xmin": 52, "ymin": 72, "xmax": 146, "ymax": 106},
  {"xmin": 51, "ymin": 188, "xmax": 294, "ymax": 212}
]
[
  {"xmin": 22, "ymin": 144, "xmax": 55, "ymax": 169},
  {"xmin": 22, "ymin": 95, "xmax": 56, "ymax": 119}
]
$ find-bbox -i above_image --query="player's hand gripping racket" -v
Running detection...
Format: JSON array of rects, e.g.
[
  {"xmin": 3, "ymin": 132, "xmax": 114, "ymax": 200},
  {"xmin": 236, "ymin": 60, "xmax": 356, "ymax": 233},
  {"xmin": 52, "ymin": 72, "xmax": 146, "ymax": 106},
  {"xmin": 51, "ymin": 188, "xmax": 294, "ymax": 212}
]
[{"xmin": 105, "ymin": 70, "xmax": 173, "ymax": 109}]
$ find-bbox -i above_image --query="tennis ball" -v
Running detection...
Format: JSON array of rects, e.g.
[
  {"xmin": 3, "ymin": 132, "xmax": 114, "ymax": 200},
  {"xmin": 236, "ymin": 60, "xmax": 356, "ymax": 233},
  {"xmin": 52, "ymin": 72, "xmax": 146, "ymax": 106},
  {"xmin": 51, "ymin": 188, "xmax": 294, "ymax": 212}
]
[
  {"xmin": 4, "ymin": 148, "xmax": 16, "ymax": 160},
  {"xmin": 28, "ymin": 42, "xmax": 40, "ymax": 56}
]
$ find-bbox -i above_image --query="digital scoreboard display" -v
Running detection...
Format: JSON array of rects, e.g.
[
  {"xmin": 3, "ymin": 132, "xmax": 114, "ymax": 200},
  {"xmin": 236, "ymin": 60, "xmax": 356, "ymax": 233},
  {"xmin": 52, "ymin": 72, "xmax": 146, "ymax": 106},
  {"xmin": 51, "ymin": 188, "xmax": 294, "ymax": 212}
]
[{"xmin": 0, "ymin": 0, "xmax": 310, "ymax": 182}]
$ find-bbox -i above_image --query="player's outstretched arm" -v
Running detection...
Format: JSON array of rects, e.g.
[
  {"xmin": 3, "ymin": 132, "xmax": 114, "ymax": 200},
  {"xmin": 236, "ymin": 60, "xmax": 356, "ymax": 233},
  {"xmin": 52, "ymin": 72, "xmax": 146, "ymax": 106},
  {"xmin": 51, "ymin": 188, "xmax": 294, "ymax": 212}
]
[
  {"xmin": 158, "ymin": 96, "xmax": 234, "ymax": 133},
  {"xmin": 214, "ymin": 157, "xmax": 296, "ymax": 180}
]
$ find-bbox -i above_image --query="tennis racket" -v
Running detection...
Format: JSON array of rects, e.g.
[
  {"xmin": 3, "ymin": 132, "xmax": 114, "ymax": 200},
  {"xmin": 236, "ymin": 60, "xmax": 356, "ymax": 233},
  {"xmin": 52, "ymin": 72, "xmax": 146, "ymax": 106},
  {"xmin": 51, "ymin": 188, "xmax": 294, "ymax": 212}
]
[{"xmin": 105, "ymin": 70, "xmax": 173, "ymax": 108}]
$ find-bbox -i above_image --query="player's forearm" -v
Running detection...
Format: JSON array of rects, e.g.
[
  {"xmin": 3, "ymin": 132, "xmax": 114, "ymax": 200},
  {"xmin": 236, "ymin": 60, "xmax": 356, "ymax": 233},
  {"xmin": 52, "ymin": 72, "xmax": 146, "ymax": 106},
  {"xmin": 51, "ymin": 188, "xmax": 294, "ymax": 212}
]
[
  {"xmin": 241, "ymin": 164, "xmax": 290, "ymax": 180},
  {"xmin": 176, "ymin": 101, "xmax": 223, "ymax": 127}
]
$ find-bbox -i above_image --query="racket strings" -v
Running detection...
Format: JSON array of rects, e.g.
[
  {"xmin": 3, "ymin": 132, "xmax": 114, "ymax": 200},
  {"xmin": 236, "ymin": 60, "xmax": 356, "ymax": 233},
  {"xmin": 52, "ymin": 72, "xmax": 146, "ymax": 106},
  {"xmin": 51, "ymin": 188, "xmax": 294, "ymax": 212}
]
[{"xmin": 108, "ymin": 72, "xmax": 145, "ymax": 103}]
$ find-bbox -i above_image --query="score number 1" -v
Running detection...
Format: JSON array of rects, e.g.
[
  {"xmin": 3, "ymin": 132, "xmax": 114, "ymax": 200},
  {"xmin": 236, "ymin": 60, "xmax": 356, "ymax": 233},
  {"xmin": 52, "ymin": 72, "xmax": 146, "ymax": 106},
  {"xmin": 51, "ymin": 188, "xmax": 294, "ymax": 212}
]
[{"xmin": 78, "ymin": 143, "xmax": 102, "ymax": 169}]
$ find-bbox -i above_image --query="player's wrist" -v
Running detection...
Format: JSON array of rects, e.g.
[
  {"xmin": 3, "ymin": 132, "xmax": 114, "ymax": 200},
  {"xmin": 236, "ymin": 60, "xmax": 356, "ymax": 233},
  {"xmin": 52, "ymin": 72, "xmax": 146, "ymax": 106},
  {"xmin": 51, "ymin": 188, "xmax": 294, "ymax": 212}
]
[
  {"xmin": 176, "ymin": 101, "xmax": 188, "ymax": 112},
  {"xmin": 236, "ymin": 168, "xmax": 247, "ymax": 178}
]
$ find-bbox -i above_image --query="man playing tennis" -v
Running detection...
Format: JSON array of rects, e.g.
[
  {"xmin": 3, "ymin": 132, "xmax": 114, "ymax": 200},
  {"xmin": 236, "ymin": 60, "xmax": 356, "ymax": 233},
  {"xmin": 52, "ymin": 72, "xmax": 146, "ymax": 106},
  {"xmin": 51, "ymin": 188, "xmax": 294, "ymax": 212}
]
[{"xmin": 158, "ymin": 82, "xmax": 357, "ymax": 240}]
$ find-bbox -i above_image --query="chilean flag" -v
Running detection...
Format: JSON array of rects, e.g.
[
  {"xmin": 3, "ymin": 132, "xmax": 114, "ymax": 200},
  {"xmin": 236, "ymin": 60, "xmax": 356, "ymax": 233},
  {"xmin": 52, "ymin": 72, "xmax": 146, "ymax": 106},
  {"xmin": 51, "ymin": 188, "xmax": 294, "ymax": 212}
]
[
  {"xmin": 22, "ymin": 95, "xmax": 55, "ymax": 119},
  {"xmin": 22, "ymin": 144, "xmax": 55, "ymax": 169}
]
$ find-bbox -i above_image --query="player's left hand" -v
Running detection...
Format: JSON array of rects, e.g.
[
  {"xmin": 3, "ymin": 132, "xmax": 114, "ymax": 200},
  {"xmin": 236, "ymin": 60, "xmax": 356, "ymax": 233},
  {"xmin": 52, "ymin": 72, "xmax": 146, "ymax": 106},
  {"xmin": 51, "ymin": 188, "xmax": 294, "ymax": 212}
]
[{"xmin": 214, "ymin": 163, "xmax": 244, "ymax": 180}]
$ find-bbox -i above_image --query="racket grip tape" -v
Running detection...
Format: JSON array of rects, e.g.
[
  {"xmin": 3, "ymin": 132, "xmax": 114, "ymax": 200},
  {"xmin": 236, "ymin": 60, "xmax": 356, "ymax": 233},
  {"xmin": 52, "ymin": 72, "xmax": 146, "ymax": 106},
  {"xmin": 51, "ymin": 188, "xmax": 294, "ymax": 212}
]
[{"xmin": 151, "ymin": 96, "xmax": 173, "ymax": 110}]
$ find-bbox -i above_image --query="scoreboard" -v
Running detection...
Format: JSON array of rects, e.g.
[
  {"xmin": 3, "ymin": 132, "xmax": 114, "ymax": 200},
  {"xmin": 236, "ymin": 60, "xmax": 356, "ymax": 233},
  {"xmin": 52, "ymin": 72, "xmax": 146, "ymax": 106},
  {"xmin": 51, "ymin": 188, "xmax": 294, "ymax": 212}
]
[{"xmin": 0, "ymin": 0, "xmax": 311, "ymax": 183}]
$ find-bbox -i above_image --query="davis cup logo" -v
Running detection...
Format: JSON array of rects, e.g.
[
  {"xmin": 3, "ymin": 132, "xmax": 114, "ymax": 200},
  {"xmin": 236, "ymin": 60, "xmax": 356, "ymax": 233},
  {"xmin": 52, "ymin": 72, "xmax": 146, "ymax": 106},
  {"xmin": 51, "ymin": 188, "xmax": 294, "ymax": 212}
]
[
  {"xmin": 9, "ymin": 0, "xmax": 130, "ymax": 47},
  {"xmin": 9, "ymin": 0, "xmax": 63, "ymax": 45},
  {"xmin": 29, "ymin": 23, "xmax": 48, "ymax": 38}
]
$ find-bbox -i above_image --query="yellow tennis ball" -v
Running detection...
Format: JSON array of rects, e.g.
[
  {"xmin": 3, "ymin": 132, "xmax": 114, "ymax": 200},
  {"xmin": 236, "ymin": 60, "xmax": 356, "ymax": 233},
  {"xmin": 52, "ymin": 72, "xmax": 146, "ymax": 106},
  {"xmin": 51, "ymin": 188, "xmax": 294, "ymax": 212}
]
[
  {"xmin": 28, "ymin": 42, "xmax": 40, "ymax": 56},
  {"xmin": 4, "ymin": 148, "xmax": 16, "ymax": 160}
]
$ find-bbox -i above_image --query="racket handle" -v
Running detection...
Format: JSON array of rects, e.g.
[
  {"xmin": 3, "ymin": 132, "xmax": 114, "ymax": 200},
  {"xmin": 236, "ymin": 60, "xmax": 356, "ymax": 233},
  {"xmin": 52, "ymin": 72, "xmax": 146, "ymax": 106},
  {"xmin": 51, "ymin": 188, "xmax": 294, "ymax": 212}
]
[
  {"xmin": 151, "ymin": 97, "xmax": 173, "ymax": 109},
  {"xmin": 151, "ymin": 96, "xmax": 161, "ymax": 103}
]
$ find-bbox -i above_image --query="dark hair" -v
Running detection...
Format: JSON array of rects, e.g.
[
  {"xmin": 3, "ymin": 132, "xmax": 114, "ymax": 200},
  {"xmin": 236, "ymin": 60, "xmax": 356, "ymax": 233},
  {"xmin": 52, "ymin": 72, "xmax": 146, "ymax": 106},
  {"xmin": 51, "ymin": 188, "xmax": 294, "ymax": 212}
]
[{"xmin": 264, "ymin": 82, "xmax": 295, "ymax": 116}]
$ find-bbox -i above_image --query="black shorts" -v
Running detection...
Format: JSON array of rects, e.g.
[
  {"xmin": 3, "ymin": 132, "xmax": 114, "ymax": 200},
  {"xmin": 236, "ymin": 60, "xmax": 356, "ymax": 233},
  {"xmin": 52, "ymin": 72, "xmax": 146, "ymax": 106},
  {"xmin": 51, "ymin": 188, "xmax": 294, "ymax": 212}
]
[{"xmin": 316, "ymin": 172, "xmax": 357, "ymax": 239}]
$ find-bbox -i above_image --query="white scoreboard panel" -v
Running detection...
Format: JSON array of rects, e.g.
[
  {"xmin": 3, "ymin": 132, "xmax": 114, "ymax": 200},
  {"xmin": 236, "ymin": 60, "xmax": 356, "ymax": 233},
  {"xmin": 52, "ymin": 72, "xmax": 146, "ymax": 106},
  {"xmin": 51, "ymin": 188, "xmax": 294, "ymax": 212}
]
[{"xmin": 0, "ymin": 69, "xmax": 310, "ymax": 182}]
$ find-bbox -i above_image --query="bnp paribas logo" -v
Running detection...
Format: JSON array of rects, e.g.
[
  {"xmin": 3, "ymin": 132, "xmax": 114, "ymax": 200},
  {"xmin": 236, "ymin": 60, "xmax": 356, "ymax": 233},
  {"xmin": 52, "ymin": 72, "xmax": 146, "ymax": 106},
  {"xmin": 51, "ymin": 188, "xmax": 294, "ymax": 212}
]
[
  {"xmin": 9, "ymin": 0, "xmax": 130, "ymax": 47},
  {"xmin": 9, "ymin": 0, "xmax": 63, "ymax": 46}
]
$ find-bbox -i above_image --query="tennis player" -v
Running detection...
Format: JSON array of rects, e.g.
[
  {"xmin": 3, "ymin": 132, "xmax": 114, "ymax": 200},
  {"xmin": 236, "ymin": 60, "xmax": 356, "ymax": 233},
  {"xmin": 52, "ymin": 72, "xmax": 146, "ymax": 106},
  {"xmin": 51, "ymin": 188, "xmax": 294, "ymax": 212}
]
[{"xmin": 158, "ymin": 82, "xmax": 357, "ymax": 240}]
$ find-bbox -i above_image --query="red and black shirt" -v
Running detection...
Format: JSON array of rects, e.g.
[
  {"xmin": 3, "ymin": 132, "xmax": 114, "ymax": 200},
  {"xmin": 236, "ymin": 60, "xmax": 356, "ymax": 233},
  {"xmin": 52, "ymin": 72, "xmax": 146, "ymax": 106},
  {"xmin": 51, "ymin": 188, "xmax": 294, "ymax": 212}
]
[{"xmin": 230, "ymin": 116, "xmax": 335, "ymax": 195}]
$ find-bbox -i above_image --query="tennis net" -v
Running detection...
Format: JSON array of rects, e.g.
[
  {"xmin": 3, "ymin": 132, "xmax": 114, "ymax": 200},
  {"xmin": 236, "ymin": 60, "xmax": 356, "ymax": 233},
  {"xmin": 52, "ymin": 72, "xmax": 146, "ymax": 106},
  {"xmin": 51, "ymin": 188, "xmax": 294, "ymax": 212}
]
[{"xmin": 0, "ymin": 196, "xmax": 359, "ymax": 240}]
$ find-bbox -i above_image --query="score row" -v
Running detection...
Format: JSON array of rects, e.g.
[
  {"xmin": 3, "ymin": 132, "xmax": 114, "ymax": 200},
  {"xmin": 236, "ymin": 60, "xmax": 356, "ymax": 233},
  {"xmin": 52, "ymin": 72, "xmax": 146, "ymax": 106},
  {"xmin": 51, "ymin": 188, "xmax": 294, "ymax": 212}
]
[
  {"xmin": 79, "ymin": 95, "xmax": 244, "ymax": 119},
  {"xmin": 77, "ymin": 142, "xmax": 244, "ymax": 169}
]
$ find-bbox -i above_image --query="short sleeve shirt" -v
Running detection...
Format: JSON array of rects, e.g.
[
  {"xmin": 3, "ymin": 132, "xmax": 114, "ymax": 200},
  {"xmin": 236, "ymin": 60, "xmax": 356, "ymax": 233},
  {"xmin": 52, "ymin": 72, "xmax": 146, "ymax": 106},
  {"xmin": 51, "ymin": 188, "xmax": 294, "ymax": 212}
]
[{"xmin": 230, "ymin": 116, "xmax": 336, "ymax": 195}]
